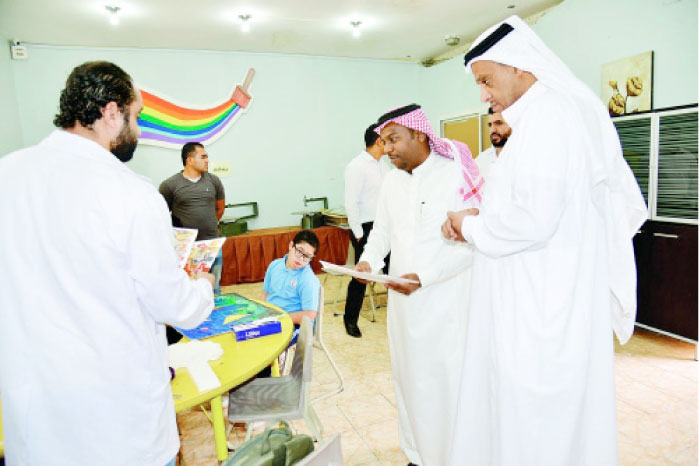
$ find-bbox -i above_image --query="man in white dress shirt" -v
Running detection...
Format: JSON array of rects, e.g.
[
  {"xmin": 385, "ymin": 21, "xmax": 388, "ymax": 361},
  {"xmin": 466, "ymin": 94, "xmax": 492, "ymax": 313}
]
[
  {"xmin": 475, "ymin": 107, "xmax": 512, "ymax": 180},
  {"xmin": 343, "ymin": 123, "xmax": 391, "ymax": 337},
  {"xmin": 0, "ymin": 61, "xmax": 215, "ymax": 466},
  {"xmin": 356, "ymin": 104, "xmax": 483, "ymax": 466},
  {"xmin": 442, "ymin": 16, "xmax": 646, "ymax": 466}
]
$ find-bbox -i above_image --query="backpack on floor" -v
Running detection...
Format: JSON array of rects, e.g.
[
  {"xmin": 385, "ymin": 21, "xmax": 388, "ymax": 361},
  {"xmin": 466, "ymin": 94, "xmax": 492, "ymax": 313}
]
[{"xmin": 223, "ymin": 421, "xmax": 315, "ymax": 466}]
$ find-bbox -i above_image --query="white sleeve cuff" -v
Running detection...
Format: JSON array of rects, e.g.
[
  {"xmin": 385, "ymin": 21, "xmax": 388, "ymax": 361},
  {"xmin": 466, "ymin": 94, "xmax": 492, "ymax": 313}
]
[
  {"xmin": 357, "ymin": 253, "xmax": 383, "ymax": 274},
  {"xmin": 415, "ymin": 268, "xmax": 436, "ymax": 288},
  {"xmin": 350, "ymin": 224, "xmax": 364, "ymax": 239},
  {"xmin": 461, "ymin": 215, "xmax": 479, "ymax": 244}
]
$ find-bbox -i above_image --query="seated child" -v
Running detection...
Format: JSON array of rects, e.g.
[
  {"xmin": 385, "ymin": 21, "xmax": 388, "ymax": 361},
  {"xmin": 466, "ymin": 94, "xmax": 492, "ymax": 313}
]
[{"xmin": 262, "ymin": 230, "xmax": 321, "ymax": 342}]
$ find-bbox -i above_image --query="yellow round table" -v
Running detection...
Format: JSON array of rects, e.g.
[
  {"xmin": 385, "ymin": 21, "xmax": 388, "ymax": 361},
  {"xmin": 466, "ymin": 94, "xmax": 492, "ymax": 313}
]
[{"xmin": 171, "ymin": 311, "xmax": 293, "ymax": 461}]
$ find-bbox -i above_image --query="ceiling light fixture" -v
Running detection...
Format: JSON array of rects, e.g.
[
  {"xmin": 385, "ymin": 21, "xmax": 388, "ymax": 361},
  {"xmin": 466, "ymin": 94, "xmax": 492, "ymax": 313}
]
[
  {"xmin": 350, "ymin": 21, "xmax": 362, "ymax": 38},
  {"xmin": 239, "ymin": 14, "xmax": 251, "ymax": 33},
  {"xmin": 105, "ymin": 5, "xmax": 121, "ymax": 26},
  {"xmin": 507, "ymin": 4, "xmax": 516, "ymax": 8},
  {"xmin": 444, "ymin": 35, "xmax": 460, "ymax": 46}
]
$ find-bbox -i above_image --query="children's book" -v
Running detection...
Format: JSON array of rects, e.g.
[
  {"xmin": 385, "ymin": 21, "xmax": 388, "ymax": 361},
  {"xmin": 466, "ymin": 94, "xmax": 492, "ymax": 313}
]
[
  {"xmin": 184, "ymin": 237, "xmax": 226, "ymax": 277},
  {"xmin": 173, "ymin": 228, "xmax": 198, "ymax": 269},
  {"xmin": 175, "ymin": 292, "xmax": 285, "ymax": 340}
]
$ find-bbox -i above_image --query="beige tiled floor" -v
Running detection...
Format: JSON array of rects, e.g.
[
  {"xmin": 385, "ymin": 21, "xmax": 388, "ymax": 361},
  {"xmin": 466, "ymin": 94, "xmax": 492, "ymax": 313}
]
[{"xmin": 176, "ymin": 275, "xmax": 698, "ymax": 465}]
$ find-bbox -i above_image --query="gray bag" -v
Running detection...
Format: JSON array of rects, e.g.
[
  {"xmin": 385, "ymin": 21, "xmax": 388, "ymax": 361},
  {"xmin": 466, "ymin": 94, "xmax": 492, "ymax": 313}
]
[{"xmin": 223, "ymin": 421, "xmax": 315, "ymax": 466}]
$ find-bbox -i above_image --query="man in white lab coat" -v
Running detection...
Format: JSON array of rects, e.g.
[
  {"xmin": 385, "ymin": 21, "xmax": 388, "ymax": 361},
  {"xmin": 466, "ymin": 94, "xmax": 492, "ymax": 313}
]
[
  {"xmin": 356, "ymin": 104, "xmax": 483, "ymax": 466},
  {"xmin": 443, "ymin": 16, "xmax": 647, "ymax": 466},
  {"xmin": 0, "ymin": 61, "xmax": 215, "ymax": 466}
]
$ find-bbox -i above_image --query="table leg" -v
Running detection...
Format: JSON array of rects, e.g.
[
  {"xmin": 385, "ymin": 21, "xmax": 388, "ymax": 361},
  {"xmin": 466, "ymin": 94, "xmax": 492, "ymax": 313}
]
[
  {"xmin": 271, "ymin": 357, "xmax": 280, "ymax": 377},
  {"xmin": 210, "ymin": 395, "xmax": 229, "ymax": 462}
]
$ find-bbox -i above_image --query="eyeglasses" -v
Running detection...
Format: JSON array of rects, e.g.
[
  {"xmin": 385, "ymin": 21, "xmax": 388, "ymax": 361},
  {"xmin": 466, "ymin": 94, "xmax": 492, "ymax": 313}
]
[{"xmin": 293, "ymin": 245, "xmax": 314, "ymax": 263}]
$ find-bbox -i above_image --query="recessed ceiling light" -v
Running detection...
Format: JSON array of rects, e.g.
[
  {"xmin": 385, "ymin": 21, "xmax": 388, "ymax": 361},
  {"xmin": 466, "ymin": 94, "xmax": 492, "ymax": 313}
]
[
  {"xmin": 507, "ymin": 4, "xmax": 516, "ymax": 8},
  {"xmin": 350, "ymin": 21, "xmax": 362, "ymax": 38},
  {"xmin": 445, "ymin": 35, "xmax": 460, "ymax": 46},
  {"xmin": 239, "ymin": 14, "xmax": 251, "ymax": 33},
  {"xmin": 105, "ymin": 5, "xmax": 120, "ymax": 26}
]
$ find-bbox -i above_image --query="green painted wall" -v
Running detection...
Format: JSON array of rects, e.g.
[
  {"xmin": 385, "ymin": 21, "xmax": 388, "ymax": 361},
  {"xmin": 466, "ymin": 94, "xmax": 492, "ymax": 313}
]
[
  {"xmin": 421, "ymin": 0, "xmax": 698, "ymax": 135},
  {"xmin": 5, "ymin": 0, "xmax": 696, "ymax": 227},
  {"xmin": 10, "ymin": 46, "xmax": 419, "ymax": 228},
  {"xmin": 0, "ymin": 35, "xmax": 23, "ymax": 156}
]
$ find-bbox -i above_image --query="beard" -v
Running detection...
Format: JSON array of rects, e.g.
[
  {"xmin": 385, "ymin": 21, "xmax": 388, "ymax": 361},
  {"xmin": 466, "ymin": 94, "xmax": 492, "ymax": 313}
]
[
  {"xmin": 490, "ymin": 134, "xmax": 509, "ymax": 148},
  {"xmin": 110, "ymin": 114, "xmax": 139, "ymax": 163}
]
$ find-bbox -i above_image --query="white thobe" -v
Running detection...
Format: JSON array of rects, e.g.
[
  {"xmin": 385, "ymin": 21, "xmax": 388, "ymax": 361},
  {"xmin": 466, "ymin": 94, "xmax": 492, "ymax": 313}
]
[
  {"xmin": 475, "ymin": 146, "xmax": 498, "ymax": 181},
  {"xmin": 0, "ymin": 131, "xmax": 214, "ymax": 466},
  {"xmin": 344, "ymin": 151, "xmax": 391, "ymax": 239},
  {"xmin": 360, "ymin": 153, "xmax": 474, "ymax": 466},
  {"xmin": 451, "ymin": 82, "xmax": 622, "ymax": 465}
]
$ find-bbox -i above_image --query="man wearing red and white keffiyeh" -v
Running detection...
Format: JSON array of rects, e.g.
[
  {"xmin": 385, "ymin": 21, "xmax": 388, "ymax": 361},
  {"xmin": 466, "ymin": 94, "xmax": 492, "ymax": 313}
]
[
  {"xmin": 353, "ymin": 104, "xmax": 479, "ymax": 466},
  {"xmin": 375, "ymin": 104, "xmax": 484, "ymax": 207}
]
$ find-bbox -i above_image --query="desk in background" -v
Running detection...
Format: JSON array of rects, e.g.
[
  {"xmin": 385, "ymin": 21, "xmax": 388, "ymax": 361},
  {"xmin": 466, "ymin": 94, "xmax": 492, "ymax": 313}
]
[{"xmin": 221, "ymin": 225, "xmax": 350, "ymax": 285}]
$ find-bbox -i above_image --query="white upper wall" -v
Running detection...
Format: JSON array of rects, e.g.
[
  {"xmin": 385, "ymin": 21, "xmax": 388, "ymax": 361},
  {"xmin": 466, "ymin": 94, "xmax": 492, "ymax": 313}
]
[{"xmin": 419, "ymin": 0, "xmax": 698, "ymax": 134}]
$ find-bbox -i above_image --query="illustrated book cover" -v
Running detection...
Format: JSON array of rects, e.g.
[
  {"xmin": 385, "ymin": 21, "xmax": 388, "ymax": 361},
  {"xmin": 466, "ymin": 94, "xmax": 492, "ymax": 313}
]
[{"xmin": 175, "ymin": 292, "xmax": 285, "ymax": 340}]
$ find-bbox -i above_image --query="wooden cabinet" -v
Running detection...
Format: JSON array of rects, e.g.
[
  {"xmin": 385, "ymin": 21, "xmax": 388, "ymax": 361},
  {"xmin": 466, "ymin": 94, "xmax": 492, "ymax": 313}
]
[
  {"xmin": 615, "ymin": 106, "xmax": 698, "ymax": 341},
  {"xmin": 635, "ymin": 221, "xmax": 698, "ymax": 340}
]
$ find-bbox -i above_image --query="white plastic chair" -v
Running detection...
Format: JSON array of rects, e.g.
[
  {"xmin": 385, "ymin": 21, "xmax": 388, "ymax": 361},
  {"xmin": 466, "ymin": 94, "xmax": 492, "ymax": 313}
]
[
  {"xmin": 312, "ymin": 287, "xmax": 345, "ymax": 401},
  {"xmin": 227, "ymin": 317, "xmax": 323, "ymax": 441},
  {"xmin": 296, "ymin": 433, "xmax": 343, "ymax": 466}
]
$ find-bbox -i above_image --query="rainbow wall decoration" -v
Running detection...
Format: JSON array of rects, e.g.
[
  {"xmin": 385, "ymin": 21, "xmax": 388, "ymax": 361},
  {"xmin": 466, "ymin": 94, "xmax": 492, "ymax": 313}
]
[{"xmin": 137, "ymin": 68, "xmax": 255, "ymax": 149}]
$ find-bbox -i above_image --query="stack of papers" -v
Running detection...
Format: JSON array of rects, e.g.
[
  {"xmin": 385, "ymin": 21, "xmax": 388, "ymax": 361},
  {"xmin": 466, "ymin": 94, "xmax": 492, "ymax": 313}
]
[{"xmin": 319, "ymin": 260, "xmax": 418, "ymax": 285}]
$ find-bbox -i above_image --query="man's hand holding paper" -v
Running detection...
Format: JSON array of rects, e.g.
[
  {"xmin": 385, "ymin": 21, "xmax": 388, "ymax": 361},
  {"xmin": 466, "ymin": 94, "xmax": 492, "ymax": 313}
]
[{"xmin": 385, "ymin": 273, "xmax": 422, "ymax": 296}]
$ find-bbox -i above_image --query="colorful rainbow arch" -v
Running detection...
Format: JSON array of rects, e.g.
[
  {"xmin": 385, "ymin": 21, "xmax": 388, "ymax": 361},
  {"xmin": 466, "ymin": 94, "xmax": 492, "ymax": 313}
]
[{"xmin": 137, "ymin": 69, "xmax": 255, "ymax": 149}]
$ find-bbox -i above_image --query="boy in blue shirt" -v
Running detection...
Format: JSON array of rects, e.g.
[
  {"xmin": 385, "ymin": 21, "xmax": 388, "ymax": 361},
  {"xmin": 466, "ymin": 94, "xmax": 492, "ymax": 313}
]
[{"xmin": 262, "ymin": 230, "xmax": 321, "ymax": 327}]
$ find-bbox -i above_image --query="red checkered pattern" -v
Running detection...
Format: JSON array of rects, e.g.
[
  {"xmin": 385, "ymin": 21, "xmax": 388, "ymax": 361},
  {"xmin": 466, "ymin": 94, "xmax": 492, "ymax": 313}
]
[{"xmin": 376, "ymin": 107, "xmax": 483, "ymax": 206}]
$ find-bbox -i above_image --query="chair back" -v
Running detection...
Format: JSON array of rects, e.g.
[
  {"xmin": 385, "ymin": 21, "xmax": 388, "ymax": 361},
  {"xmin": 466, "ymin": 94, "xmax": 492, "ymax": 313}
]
[
  {"xmin": 290, "ymin": 317, "xmax": 314, "ymax": 384},
  {"xmin": 314, "ymin": 286, "xmax": 325, "ymax": 342},
  {"xmin": 296, "ymin": 433, "xmax": 343, "ymax": 465}
]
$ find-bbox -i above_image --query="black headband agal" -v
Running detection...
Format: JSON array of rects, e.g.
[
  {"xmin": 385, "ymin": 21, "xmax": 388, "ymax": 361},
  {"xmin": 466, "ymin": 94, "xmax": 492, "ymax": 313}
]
[
  {"xmin": 463, "ymin": 23, "xmax": 514, "ymax": 67},
  {"xmin": 377, "ymin": 104, "xmax": 421, "ymax": 125}
]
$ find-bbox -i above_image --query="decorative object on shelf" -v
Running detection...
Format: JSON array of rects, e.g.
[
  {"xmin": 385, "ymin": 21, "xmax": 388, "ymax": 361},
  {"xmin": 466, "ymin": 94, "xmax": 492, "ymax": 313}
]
[
  {"xmin": 601, "ymin": 51, "xmax": 653, "ymax": 116},
  {"xmin": 136, "ymin": 68, "xmax": 255, "ymax": 149}
]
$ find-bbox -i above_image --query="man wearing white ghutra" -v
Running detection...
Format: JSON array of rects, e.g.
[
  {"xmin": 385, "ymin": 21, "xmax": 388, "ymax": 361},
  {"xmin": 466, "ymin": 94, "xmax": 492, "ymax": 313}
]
[{"xmin": 443, "ymin": 15, "xmax": 647, "ymax": 466}]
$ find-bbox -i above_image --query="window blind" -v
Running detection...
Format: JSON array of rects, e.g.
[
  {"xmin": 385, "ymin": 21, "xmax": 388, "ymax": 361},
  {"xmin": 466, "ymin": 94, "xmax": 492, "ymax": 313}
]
[
  {"xmin": 657, "ymin": 112, "xmax": 698, "ymax": 220},
  {"xmin": 614, "ymin": 117, "xmax": 652, "ymax": 205}
]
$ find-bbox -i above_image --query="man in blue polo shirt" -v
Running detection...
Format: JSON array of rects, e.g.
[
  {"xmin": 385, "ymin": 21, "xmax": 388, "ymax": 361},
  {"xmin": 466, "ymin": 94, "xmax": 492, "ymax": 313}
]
[{"xmin": 262, "ymin": 230, "xmax": 321, "ymax": 326}]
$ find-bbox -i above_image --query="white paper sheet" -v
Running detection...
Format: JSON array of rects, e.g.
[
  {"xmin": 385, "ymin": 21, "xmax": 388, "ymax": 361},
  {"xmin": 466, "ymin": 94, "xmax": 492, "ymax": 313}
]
[
  {"xmin": 320, "ymin": 260, "xmax": 419, "ymax": 285},
  {"xmin": 169, "ymin": 340, "xmax": 223, "ymax": 392}
]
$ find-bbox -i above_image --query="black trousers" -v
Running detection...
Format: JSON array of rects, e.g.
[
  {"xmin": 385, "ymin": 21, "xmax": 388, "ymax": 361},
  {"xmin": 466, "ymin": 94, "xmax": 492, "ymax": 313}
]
[{"xmin": 344, "ymin": 221, "xmax": 390, "ymax": 326}]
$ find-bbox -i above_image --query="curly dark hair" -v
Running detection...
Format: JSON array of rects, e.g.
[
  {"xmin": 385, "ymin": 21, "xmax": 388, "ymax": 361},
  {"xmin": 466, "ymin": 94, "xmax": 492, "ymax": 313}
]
[{"xmin": 53, "ymin": 61, "xmax": 136, "ymax": 129}]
